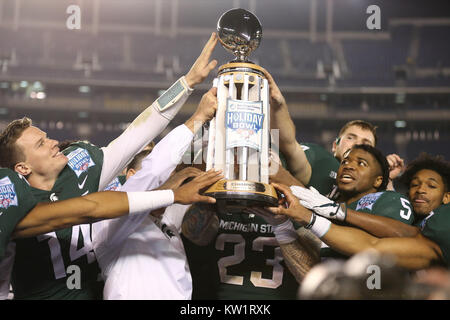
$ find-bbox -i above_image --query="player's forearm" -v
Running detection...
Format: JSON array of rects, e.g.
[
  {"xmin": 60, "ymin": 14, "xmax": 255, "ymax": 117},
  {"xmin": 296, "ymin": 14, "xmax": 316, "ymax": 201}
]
[
  {"xmin": 271, "ymin": 102, "xmax": 297, "ymax": 147},
  {"xmin": 13, "ymin": 191, "xmax": 175, "ymax": 238},
  {"xmin": 99, "ymin": 77, "xmax": 193, "ymax": 190},
  {"xmin": 181, "ymin": 205, "xmax": 219, "ymax": 246},
  {"xmin": 320, "ymin": 223, "xmax": 381, "ymax": 257},
  {"xmin": 13, "ymin": 192, "xmax": 131, "ymax": 238},
  {"xmin": 345, "ymin": 209, "xmax": 420, "ymax": 238},
  {"xmin": 271, "ymin": 219, "xmax": 320, "ymax": 283},
  {"xmin": 283, "ymin": 143, "xmax": 312, "ymax": 186},
  {"xmin": 280, "ymin": 239, "xmax": 320, "ymax": 284}
]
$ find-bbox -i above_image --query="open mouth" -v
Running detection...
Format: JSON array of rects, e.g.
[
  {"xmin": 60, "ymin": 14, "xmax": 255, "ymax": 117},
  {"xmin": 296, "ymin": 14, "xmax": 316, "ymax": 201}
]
[{"xmin": 339, "ymin": 173, "xmax": 355, "ymax": 183}]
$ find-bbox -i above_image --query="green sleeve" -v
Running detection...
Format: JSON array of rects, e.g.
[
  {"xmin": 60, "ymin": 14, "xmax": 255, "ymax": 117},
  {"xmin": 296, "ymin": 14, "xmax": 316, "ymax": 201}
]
[
  {"xmin": 355, "ymin": 191, "xmax": 414, "ymax": 225},
  {"xmin": 0, "ymin": 169, "xmax": 37, "ymax": 260},
  {"xmin": 301, "ymin": 143, "xmax": 339, "ymax": 196},
  {"xmin": 421, "ymin": 204, "xmax": 450, "ymax": 266}
]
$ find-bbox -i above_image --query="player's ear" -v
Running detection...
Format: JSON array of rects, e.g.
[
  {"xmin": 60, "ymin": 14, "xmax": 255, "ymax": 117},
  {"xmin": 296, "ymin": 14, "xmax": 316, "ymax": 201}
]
[
  {"xmin": 126, "ymin": 168, "xmax": 136, "ymax": 180},
  {"xmin": 373, "ymin": 175, "xmax": 383, "ymax": 189},
  {"xmin": 443, "ymin": 192, "xmax": 450, "ymax": 205},
  {"xmin": 14, "ymin": 162, "xmax": 31, "ymax": 177},
  {"xmin": 332, "ymin": 137, "xmax": 340, "ymax": 153}
]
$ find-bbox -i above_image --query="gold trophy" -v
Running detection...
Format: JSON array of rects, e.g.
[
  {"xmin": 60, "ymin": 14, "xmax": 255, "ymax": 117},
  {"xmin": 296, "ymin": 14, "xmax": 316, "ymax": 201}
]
[{"xmin": 205, "ymin": 8, "xmax": 278, "ymax": 213}]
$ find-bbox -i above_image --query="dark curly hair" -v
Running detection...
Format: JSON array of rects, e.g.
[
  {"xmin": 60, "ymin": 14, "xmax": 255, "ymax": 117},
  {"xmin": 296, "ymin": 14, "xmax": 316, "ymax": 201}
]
[{"xmin": 400, "ymin": 153, "xmax": 450, "ymax": 192}]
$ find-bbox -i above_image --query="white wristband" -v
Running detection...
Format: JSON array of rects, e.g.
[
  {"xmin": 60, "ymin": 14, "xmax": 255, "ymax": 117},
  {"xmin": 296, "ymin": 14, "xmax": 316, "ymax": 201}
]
[
  {"xmin": 309, "ymin": 214, "xmax": 332, "ymax": 238},
  {"xmin": 126, "ymin": 190, "xmax": 174, "ymax": 215},
  {"xmin": 272, "ymin": 219, "xmax": 298, "ymax": 244}
]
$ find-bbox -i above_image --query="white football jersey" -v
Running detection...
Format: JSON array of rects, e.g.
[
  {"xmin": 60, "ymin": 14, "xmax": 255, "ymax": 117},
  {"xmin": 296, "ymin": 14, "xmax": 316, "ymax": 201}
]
[{"xmin": 92, "ymin": 124, "xmax": 194, "ymax": 300}]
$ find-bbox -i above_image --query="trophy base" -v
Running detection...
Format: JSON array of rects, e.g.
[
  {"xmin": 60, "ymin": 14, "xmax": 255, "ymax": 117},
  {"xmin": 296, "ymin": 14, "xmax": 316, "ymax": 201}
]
[{"xmin": 204, "ymin": 179, "xmax": 278, "ymax": 214}]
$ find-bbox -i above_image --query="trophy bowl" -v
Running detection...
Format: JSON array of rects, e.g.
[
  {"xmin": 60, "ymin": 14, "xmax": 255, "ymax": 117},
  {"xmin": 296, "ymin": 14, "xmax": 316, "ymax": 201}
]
[
  {"xmin": 217, "ymin": 8, "xmax": 262, "ymax": 62},
  {"xmin": 205, "ymin": 8, "xmax": 278, "ymax": 213}
]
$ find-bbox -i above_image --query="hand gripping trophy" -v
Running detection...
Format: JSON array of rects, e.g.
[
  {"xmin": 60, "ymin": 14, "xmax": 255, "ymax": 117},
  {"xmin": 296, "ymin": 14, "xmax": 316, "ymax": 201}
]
[{"xmin": 204, "ymin": 8, "xmax": 278, "ymax": 213}]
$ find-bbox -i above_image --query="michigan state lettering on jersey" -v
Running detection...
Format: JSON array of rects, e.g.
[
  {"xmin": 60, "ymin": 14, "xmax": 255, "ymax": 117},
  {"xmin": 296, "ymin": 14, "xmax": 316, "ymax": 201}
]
[
  {"xmin": 183, "ymin": 207, "xmax": 298, "ymax": 300},
  {"xmin": 0, "ymin": 169, "xmax": 37, "ymax": 261},
  {"xmin": 421, "ymin": 203, "xmax": 450, "ymax": 266},
  {"xmin": 11, "ymin": 141, "xmax": 104, "ymax": 300},
  {"xmin": 320, "ymin": 191, "xmax": 415, "ymax": 260},
  {"xmin": 300, "ymin": 143, "xmax": 339, "ymax": 196}
]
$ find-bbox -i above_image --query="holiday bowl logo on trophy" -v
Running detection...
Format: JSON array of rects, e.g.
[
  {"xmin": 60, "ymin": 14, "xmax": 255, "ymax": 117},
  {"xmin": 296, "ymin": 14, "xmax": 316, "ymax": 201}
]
[{"xmin": 204, "ymin": 8, "xmax": 278, "ymax": 213}]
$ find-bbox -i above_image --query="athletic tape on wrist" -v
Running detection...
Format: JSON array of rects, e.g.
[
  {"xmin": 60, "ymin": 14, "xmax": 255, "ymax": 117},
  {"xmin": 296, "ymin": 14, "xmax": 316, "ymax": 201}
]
[
  {"xmin": 309, "ymin": 214, "xmax": 332, "ymax": 238},
  {"xmin": 154, "ymin": 77, "xmax": 192, "ymax": 120},
  {"xmin": 272, "ymin": 219, "xmax": 298, "ymax": 244},
  {"xmin": 127, "ymin": 190, "xmax": 174, "ymax": 215}
]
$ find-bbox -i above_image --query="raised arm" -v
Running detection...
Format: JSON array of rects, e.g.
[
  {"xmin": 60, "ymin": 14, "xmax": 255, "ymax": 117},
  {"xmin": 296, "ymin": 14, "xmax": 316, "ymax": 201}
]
[
  {"xmin": 98, "ymin": 33, "xmax": 218, "ymax": 190},
  {"xmin": 264, "ymin": 70, "xmax": 312, "ymax": 185}
]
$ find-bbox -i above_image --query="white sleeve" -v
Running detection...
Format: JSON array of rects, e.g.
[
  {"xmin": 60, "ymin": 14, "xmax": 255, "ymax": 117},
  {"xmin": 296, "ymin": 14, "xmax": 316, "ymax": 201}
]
[
  {"xmin": 0, "ymin": 242, "xmax": 15, "ymax": 300},
  {"xmin": 161, "ymin": 204, "xmax": 190, "ymax": 232},
  {"xmin": 98, "ymin": 76, "xmax": 193, "ymax": 190},
  {"xmin": 93, "ymin": 124, "xmax": 194, "ymax": 273},
  {"xmin": 121, "ymin": 124, "xmax": 194, "ymax": 192}
]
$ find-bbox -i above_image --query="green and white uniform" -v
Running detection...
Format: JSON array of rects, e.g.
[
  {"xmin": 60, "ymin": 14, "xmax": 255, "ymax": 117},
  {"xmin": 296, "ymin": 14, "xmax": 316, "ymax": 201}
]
[
  {"xmin": 347, "ymin": 191, "xmax": 415, "ymax": 223},
  {"xmin": 0, "ymin": 169, "xmax": 37, "ymax": 261},
  {"xmin": 321, "ymin": 191, "xmax": 415, "ymax": 259},
  {"xmin": 11, "ymin": 142, "xmax": 104, "ymax": 300},
  {"xmin": 183, "ymin": 210, "xmax": 299, "ymax": 300},
  {"xmin": 9, "ymin": 76, "xmax": 193, "ymax": 299},
  {"xmin": 420, "ymin": 203, "xmax": 450, "ymax": 267},
  {"xmin": 300, "ymin": 143, "xmax": 339, "ymax": 197}
]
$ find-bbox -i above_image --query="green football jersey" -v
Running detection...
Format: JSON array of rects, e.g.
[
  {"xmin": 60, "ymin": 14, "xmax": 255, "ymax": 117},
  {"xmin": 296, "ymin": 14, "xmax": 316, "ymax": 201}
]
[
  {"xmin": 11, "ymin": 142, "xmax": 104, "ymax": 300},
  {"xmin": 0, "ymin": 169, "xmax": 37, "ymax": 261},
  {"xmin": 321, "ymin": 191, "xmax": 415, "ymax": 259},
  {"xmin": 300, "ymin": 143, "xmax": 339, "ymax": 196},
  {"xmin": 183, "ymin": 208, "xmax": 299, "ymax": 300},
  {"xmin": 421, "ymin": 203, "xmax": 450, "ymax": 267},
  {"xmin": 347, "ymin": 191, "xmax": 415, "ymax": 224}
]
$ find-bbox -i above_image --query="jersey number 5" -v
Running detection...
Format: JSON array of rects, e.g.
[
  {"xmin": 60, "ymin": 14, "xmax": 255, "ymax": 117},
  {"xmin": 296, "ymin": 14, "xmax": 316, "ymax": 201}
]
[{"xmin": 400, "ymin": 198, "xmax": 412, "ymax": 220}]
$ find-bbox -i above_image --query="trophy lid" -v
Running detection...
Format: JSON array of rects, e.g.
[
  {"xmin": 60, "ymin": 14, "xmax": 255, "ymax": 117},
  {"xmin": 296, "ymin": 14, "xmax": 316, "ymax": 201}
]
[{"xmin": 217, "ymin": 8, "xmax": 262, "ymax": 62}]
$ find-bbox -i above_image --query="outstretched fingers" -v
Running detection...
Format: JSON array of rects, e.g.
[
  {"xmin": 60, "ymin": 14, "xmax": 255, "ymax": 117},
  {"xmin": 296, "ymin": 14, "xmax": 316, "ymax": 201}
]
[{"xmin": 271, "ymin": 183, "xmax": 298, "ymax": 206}]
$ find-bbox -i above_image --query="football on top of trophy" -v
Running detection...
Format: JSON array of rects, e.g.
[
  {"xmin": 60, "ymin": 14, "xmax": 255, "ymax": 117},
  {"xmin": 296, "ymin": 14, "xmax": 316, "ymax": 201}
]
[{"xmin": 217, "ymin": 8, "xmax": 262, "ymax": 62}]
